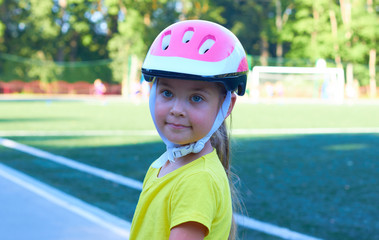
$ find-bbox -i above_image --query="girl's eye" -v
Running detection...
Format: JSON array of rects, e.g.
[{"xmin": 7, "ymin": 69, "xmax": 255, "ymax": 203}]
[
  {"xmin": 191, "ymin": 95, "xmax": 203, "ymax": 103},
  {"xmin": 162, "ymin": 90, "xmax": 172, "ymax": 98}
]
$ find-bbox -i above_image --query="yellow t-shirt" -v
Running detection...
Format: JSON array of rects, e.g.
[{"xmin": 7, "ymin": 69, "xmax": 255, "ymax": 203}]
[{"xmin": 129, "ymin": 149, "xmax": 232, "ymax": 240}]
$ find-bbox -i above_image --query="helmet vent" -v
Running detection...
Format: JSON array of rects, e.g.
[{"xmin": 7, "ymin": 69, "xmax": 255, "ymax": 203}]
[
  {"xmin": 182, "ymin": 28, "xmax": 194, "ymax": 43},
  {"xmin": 199, "ymin": 38, "xmax": 215, "ymax": 54},
  {"xmin": 161, "ymin": 32, "xmax": 171, "ymax": 50}
]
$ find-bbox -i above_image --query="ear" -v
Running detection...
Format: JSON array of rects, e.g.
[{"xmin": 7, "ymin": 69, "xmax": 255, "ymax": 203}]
[{"xmin": 225, "ymin": 92, "xmax": 237, "ymax": 119}]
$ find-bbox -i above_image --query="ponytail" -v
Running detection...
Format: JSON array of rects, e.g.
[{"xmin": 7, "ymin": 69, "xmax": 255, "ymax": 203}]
[{"xmin": 210, "ymin": 121, "xmax": 242, "ymax": 240}]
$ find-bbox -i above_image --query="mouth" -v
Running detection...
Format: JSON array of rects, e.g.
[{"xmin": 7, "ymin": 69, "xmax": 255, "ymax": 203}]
[{"xmin": 166, "ymin": 122, "xmax": 190, "ymax": 129}]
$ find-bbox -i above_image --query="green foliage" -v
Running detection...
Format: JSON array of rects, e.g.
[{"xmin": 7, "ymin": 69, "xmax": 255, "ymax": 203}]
[
  {"xmin": 28, "ymin": 51, "xmax": 62, "ymax": 88},
  {"xmin": 0, "ymin": 0, "xmax": 376, "ymax": 87},
  {"xmin": 281, "ymin": 0, "xmax": 378, "ymax": 86},
  {"xmin": 352, "ymin": 63, "xmax": 370, "ymax": 86},
  {"xmin": 0, "ymin": 53, "xmax": 113, "ymax": 84},
  {"xmin": 220, "ymin": 0, "xmax": 266, "ymax": 55},
  {"xmin": 0, "ymin": 21, "xmax": 4, "ymax": 37}
]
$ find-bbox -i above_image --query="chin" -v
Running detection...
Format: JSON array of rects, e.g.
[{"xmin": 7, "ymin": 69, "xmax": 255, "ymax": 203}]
[
  {"xmin": 165, "ymin": 137, "xmax": 195, "ymax": 146},
  {"xmin": 170, "ymin": 140, "xmax": 192, "ymax": 146}
]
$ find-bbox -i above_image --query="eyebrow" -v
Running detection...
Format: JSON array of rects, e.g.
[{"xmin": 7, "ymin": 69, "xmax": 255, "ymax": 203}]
[
  {"xmin": 191, "ymin": 87, "xmax": 211, "ymax": 96},
  {"xmin": 159, "ymin": 81, "xmax": 212, "ymax": 95},
  {"xmin": 157, "ymin": 81, "xmax": 171, "ymax": 88}
]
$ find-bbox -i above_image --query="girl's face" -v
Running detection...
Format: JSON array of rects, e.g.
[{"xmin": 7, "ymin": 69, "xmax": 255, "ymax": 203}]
[{"xmin": 155, "ymin": 78, "xmax": 223, "ymax": 145}]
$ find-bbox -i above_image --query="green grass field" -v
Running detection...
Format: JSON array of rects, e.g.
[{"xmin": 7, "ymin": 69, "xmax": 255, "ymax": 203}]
[{"xmin": 0, "ymin": 98, "xmax": 378, "ymax": 240}]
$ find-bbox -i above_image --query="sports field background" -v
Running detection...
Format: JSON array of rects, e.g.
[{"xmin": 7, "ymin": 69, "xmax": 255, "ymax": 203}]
[{"xmin": 0, "ymin": 97, "xmax": 378, "ymax": 240}]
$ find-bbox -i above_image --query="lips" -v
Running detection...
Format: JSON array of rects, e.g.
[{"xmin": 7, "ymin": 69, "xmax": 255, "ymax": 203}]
[{"xmin": 166, "ymin": 122, "xmax": 190, "ymax": 129}]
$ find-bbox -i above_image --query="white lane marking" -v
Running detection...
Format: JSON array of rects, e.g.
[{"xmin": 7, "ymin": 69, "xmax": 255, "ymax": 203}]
[
  {"xmin": 0, "ymin": 137, "xmax": 323, "ymax": 240},
  {"xmin": 0, "ymin": 130, "xmax": 158, "ymax": 137},
  {"xmin": 234, "ymin": 214, "xmax": 322, "ymax": 240},
  {"xmin": 0, "ymin": 163, "xmax": 131, "ymax": 238},
  {"xmin": 232, "ymin": 128, "xmax": 379, "ymax": 135},
  {"xmin": 0, "ymin": 138, "xmax": 143, "ymax": 191}
]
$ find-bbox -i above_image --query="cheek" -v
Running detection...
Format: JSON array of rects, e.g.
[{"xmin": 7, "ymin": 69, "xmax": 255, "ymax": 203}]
[
  {"xmin": 154, "ymin": 102, "xmax": 167, "ymax": 124},
  {"xmin": 191, "ymin": 114, "xmax": 214, "ymax": 133},
  {"xmin": 193, "ymin": 101, "xmax": 220, "ymax": 132}
]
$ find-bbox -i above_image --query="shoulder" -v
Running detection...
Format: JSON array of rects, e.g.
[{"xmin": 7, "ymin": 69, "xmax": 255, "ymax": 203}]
[
  {"xmin": 190, "ymin": 150, "xmax": 228, "ymax": 184},
  {"xmin": 141, "ymin": 164, "xmax": 159, "ymax": 189},
  {"xmin": 172, "ymin": 150, "xmax": 229, "ymax": 197},
  {"xmin": 175, "ymin": 171, "xmax": 219, "ymax": 193}
]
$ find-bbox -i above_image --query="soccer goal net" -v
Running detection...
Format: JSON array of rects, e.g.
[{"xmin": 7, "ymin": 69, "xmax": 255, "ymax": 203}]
[{"xmin": 248, "ymin": 66, "xmax": 345, "ymax": 103}]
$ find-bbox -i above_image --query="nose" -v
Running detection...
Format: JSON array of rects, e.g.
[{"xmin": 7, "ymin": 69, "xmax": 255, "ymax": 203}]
[{"xmin": 170, "ymin": 99, "xmax": 185, "ymax": 117}]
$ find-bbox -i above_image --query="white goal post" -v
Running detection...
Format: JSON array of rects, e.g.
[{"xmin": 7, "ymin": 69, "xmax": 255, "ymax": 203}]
[{"xmin": 248, "ymin": 66, "xmax": 345, "ymax": 102}]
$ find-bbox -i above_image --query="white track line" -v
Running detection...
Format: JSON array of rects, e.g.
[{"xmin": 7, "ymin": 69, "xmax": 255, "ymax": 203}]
[
  {"xmin": 1, "ymin": 128, "xmax": 379, "ymax": 137},
  {"xmin": 234, "ymin": 214, "xmax": 321, "ymax": 240},
  {"xmin": 232, "ymin": 128, "xmax": 379, "ymax": 135},
  {"xmin": 0, "ymin": 137, "xmax": 323, "ymax": 240},
  {"xmin": 0, "ymin": 130, "xmax": 158, "ymax": 137},
  {"xmin": 0, "ymin": 138, "xmax": 143, "ymax": 191},
  {"xmin": 0, "ymin": 162, "xmax": 131, "ymax": 238}
]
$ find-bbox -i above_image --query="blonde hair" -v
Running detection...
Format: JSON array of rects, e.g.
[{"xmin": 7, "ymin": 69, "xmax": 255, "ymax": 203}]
[{"xmin": 210, "ymin": 120, "xmax": 243, "ymax": 240}]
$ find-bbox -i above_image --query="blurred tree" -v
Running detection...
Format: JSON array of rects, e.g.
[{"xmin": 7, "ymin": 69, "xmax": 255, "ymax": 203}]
[
  {"xmin": 218, "ymin": 0, "xmax": 294, "ymax": 66},
  {"xmin": 274, "ymin": 0, "xmax": 294, "ymax": 60},
  {"xmin": 105, "ymin": 0, "xmax": 179, "ymax": 96},
  {"xmin": 216, "ymin": 0, "xmax": 263, "ymax": 65},
  {"xmin": 179, "ymin": 0, "xmax": 226, "ymax": 22},
  {"xmin": 366, "ymin": 0, "xmax": 377, "ymax": 98},
  {"xmin": 105, "ymin": 0, "xmax": 227, "ymax": 96},
  {"xmin": 0, "ymin": 0, "xmax": 61, "ymax": 86},
  {"xmin": 343, "ymin": 0, "xmax": 377, "ymax": 97},
  {"xmin": 0, "ymin": 0, "xmax": 111, "ymax": 86},
  {"xmin": 0, "ymin": 0, "xmax": 5, "ymax": 52},
  {"xmin": 53, "ymin": 0, "xmax": 109, "ymax": 61},
  {"xmin": 0, "ymin": 0, "xmax": 376, "ymax": 91},
  {"xmin": 0, "ymin": 0, "xmax": 107, "ymax": 60},
  {"xmin": 282, "ymin": 0, "xmax": 378, "ymax": 92},
  {"xmin": 282, "ymin": 0, "xmax": 336, "ymax": 61}
]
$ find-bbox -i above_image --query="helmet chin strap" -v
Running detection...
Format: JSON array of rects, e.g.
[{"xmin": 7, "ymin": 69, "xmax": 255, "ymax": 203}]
[{"xmin": 149, "ymin": 80, "xmax": 232, "ymax": 169}]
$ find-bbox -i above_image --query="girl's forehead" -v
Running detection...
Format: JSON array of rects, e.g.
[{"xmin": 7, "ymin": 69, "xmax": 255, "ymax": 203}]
[{"xmin": 158, "ymin": 78, "xmax": 220, "ymax": 90}]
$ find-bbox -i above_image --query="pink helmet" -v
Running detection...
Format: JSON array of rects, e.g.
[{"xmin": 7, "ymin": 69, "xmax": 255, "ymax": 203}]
[{"xmin": 142, "ymin": 20, "xmax": 248, "ymax": 95}]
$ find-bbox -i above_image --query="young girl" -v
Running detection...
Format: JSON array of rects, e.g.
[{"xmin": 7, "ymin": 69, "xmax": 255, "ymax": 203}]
[{"xmin": 130, "ymin": 20, "xmax": 248, "ymax": 240}]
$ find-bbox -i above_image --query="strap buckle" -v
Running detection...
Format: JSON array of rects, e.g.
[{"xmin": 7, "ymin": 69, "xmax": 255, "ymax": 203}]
[{"xmin": 172, "ymin": 144, "xmax": 195, "ymax": 158}]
